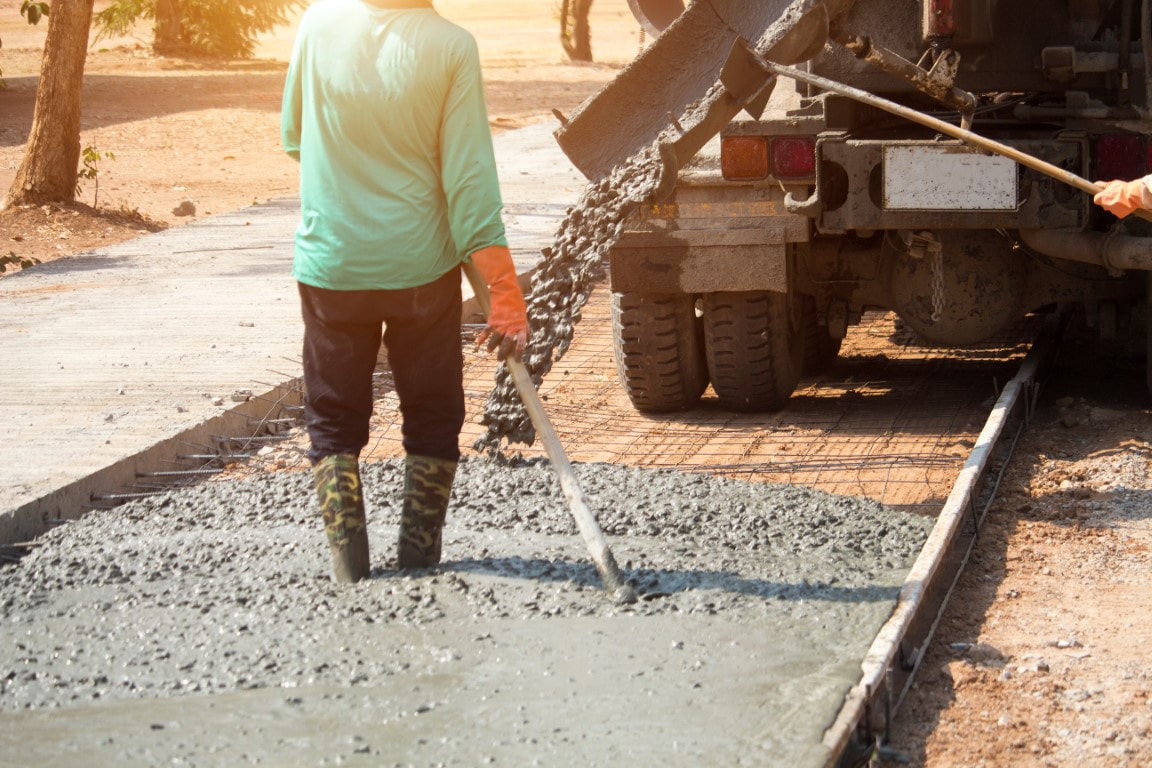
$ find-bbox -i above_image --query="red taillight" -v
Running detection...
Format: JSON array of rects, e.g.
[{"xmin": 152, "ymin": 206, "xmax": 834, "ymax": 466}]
[
  {"xmin": 721, "ymin": 136, "xmax": 769, "ymax": 180},
  {"xmin": 771, "ymin": 136, "xmax": 817, "ymax": 179},
  {"xmin": 1095, "ymin": 134, "xmax": 1146, "ymax": 181},
  {"xmin": 721, "ymin": 135, "xmax": 816, "ymax": 181}
]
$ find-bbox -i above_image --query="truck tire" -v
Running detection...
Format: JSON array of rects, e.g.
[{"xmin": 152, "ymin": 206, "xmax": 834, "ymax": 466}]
[
  {"xmin": 611, "ymin": 291, "xmax": 708, "ymax": 412},
  {"xmin": 702, "ymin": 291, "xmax": 804, "ymax": 411},
  {"xmin": 802, "ymin": 297, "xmax": 842, "ymax": 375}
]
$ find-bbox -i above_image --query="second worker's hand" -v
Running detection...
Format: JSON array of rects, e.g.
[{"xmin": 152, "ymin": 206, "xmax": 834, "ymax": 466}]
[{"xmin": 1092, "ymin": 178, "xmax": 1148, "ymax": 218}]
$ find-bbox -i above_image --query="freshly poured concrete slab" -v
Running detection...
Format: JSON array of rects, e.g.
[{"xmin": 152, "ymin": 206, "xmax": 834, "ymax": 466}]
[
  {"xmin": 0, "ymin": 122, "xmax": 584, "ymax": 541},
  {"xmin": 0, "ymin": 459, "xmax": 933, "ymax": 767}
]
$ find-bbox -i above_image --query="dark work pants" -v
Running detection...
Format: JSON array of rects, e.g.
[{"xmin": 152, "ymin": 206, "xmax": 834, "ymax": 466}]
[{"xmin": 298, "ymin": 267, "xmax": 465, "ymax": 465}]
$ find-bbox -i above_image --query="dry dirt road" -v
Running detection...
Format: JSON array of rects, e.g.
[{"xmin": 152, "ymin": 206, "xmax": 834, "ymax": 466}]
[{"xmin": 2, "ymin": 2, "xmax": 1152, "ymax": 765}]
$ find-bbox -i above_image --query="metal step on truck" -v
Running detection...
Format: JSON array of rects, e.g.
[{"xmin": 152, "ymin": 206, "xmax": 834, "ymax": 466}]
[{"xmin": 555, "ymin": 0, "xmax": 1152, "ymax": 413}]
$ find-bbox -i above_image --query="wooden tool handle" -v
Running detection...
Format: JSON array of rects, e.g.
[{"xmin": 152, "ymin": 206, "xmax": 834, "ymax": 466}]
[{"xmin": 463, "ymin": 261, "xmax": 636, "ymax": 602}]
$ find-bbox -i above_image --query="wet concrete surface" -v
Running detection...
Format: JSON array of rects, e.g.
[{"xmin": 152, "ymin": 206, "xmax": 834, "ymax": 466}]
[{"xmin": 1, "ymin": 459, "xmax": 931, "ymax": 767}]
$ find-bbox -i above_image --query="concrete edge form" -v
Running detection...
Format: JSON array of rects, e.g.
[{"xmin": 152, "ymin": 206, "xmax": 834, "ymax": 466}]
[
  {"xmin": 0, "ymin": 383, "xmax": 303, "ymax": 546},
  {"xmin": 819, "ymin": 315, "xmax": 1061, "ymax": 764}
]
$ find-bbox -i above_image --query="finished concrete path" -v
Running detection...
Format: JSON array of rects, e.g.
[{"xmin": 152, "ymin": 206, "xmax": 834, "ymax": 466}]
[{"xmin": 0, "ymin": 122, "xmax": 584, "ymax": 543}]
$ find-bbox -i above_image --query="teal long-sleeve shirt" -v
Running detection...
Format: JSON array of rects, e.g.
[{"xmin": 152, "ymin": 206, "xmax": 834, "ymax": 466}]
[{"xmin": 281, "ymin": 0, "xmax": 507, "ymax": 290}]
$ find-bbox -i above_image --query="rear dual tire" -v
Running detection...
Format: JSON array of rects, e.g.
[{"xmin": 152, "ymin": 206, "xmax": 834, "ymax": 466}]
[
  {"xmin": 611, "ymin": 292, "xmax": 708, "ymax": 413},
  {"xmin": 612, "ymin": 289, "xmax": 824, "ymax": 413},
  {"xmin": 702, "ymin": 291, "xmax": 805, "ymax": 412}
]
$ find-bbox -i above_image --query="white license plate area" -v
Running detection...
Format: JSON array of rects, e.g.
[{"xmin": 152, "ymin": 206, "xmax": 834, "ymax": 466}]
[{"xmin": 883, "ymin": 145, "xmax": 1018, "ymax": 211}]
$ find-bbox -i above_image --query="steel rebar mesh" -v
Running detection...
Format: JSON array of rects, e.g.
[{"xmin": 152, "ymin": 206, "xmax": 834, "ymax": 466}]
[{"xmin": 352, "ymin": 286, "xmax": 1037, "ymax": 513}]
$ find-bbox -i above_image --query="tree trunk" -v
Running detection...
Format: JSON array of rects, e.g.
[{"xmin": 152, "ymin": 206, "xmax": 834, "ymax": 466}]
[
  {"xmin": 153, "ymin": 0, "xmax": 183, "ymax": 55},
  {"xmin": 561, "ymin": 0, "xmax": 594, "ymax": 62},
  {"xmin": 5, "ymin": 0, "xmax": 96, "ymax": 208}
]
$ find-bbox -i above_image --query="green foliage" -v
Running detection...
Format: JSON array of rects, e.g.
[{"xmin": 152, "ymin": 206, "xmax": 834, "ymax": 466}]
[
  {"xmin": 175, "ymin": 0, "xmax": 302, "ymax": 57},
  {"xmin": 93, "ymin": 0, "xmax": 145, "ymax": 40},
  {"xmin": 20, "ymin": 0, "xmax": 50, "ymax": 25},
  {"xmin": 94, "ymin": 0, "xmax": 302, "ymax": 58},
  {"xmin": 76, "ymin": 145, "xmax": 115, "ymax": 207}
]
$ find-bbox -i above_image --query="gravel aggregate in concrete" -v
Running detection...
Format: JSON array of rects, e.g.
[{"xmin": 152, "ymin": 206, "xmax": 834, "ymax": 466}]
[
  {"xmin": 1, "ymin": 459, "xmax": 931, "ymax": 766},
  {"xmin": 475, "ymin": 149, "xmax": 665, "ymax": 451}
]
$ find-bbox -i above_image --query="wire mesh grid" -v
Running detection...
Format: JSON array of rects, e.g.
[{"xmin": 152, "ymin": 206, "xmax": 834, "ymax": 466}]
[{"xmin": 357, "ymin": 286, "xmax": 1036, "ymax": 513}]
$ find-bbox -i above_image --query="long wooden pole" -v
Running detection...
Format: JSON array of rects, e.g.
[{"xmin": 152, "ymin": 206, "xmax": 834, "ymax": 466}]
[{"xmin": 463, "ymin": 263, "xmax": 638, "ymax": 604}]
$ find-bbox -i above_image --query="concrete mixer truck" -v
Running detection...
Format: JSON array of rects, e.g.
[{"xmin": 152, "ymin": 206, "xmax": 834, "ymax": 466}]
[{"xmin": 554, "ymin": 0, "xmax": 1152, "ymax": 412}]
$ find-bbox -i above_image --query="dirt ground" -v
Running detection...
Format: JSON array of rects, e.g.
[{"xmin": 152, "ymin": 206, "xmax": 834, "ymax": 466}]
[
  {"xmin": 889, "ymin": 336, "xmax": 1152, "ymax": 767},
  {"xmin": 2, "ymin": 2, "xmax": 1152, "ymax": 766}
]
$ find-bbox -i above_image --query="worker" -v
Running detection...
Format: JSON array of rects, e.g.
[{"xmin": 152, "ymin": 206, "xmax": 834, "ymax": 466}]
[
  {"xmin": 281, "ymin": 0, "xmax": 529, "ymax": 583},
  {"xmin": 1093, "ymin": 175, "xmax": 1152, "ymax": 218}
]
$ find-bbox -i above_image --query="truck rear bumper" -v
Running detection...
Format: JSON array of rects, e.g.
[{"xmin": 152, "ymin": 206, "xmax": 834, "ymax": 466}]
[
  {"xmin": 608, "ymin": 183, "xmax": 809, "ymax": 294},
  {"xmin": 610, "ymin": 227, "xmax": 790, "ymax": 293},
  {"xmin": 817, "ymin": 136, "xmax": 1088, "ymax": 232}
]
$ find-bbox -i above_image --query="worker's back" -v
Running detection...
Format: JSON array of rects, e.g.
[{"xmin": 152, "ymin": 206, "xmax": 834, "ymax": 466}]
[{"xmin": 282, "ymin": 0, "xmax": 505, "ymax": 291}]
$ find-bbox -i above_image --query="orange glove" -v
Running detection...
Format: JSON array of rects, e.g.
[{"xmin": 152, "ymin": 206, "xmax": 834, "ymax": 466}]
[
  {"xmin": 469, "ymin": 245, "xmax": 528, "ymax": 361},
  {"xmin": 1093, "ymin": 178, "xmax": 1151, "ymax": 218}
]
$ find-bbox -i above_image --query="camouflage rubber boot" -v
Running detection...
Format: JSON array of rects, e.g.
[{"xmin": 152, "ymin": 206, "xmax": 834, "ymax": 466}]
[
  {"xmin": 313, "ymin": 453, "xmax": 371, "ymax": 583},
  {"xmin": 397, "ymin": 454, "xmax": 457, "ymax": 569}
]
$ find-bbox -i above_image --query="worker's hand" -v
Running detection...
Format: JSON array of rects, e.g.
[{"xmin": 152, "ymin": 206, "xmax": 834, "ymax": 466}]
[
  {"xmin": 470, "ymin": 245, "xmax": 529, "ymax": 361},
  {"xmin": 1093, "ymin": 178, "xmax": 1149, "ymax": 218}
]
